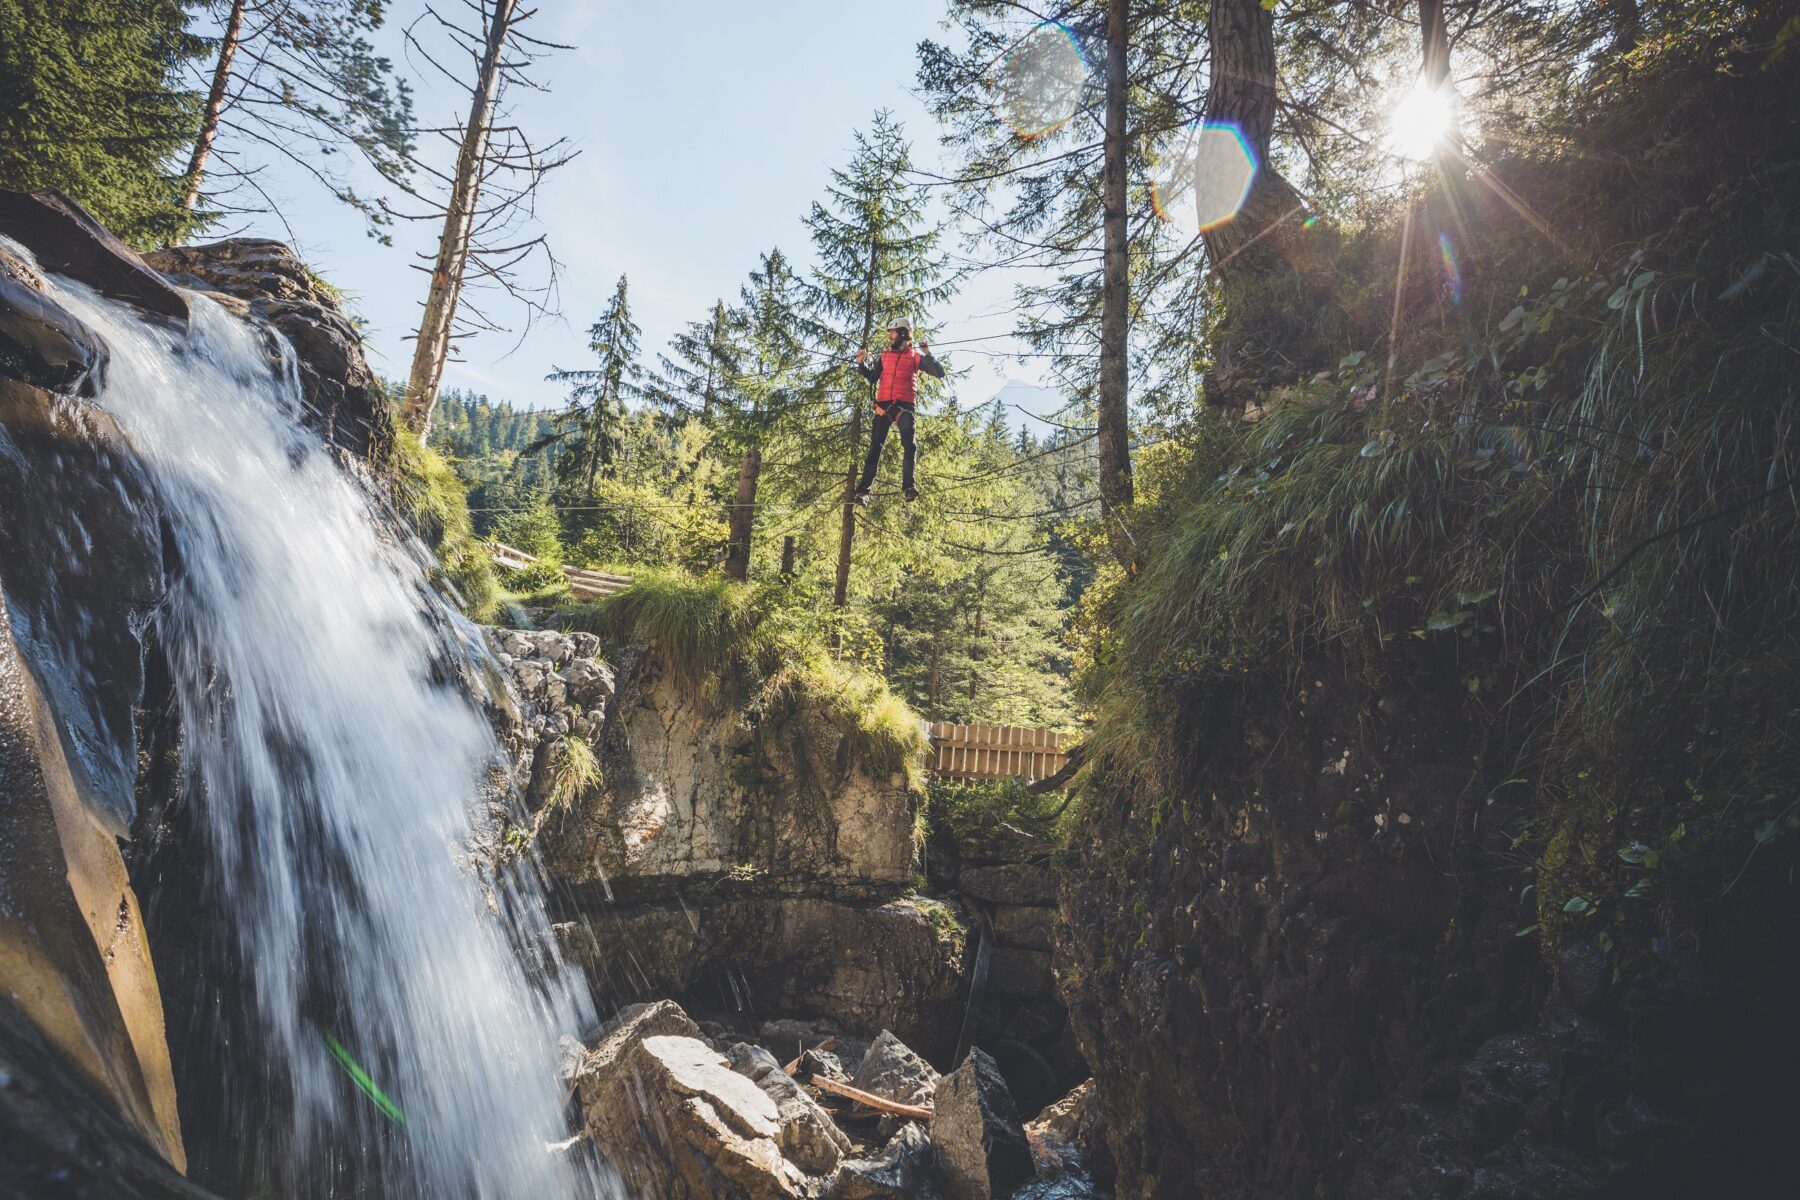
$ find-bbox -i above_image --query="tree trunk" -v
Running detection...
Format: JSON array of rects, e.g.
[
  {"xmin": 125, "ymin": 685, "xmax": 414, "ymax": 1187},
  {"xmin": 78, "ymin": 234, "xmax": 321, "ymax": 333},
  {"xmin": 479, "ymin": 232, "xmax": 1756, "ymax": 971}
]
[
  {"xmin": 928, "ymin": 627, "xmax": 942, "ymax": 718},
  {"xmin": 1199, "ymin": 0, "xmax": 1306, "ymax": 279},
  {"xmin": 833, "ymin": 237, "xmax": 881, "ymax": 610},
  {"xmin": 724, "ymin": 446, "xmax": 761, "ymax": 581},
  {"xmin": 402, "ymin": 0, "xmax": 521, "ymax": 437},
  {"xmin": 1420, "ymin": 0, "xmax": 1450, "ymax": 87},
  {"xmin": 179, "ymin": 0, "xmax": 248, "ymax": 220},
  {"xmin": 780, "ymin": 535, "xmax": 796, "ymax": 578},
  {"xmin": 1098, "ymin": 0, "xmax": 1136, "ymax": 569}
]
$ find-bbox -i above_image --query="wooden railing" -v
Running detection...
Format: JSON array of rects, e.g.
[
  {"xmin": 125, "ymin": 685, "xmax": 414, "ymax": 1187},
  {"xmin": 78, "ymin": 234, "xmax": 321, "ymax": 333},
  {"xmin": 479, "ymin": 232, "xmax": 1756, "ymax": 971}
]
[
  {"xmin": 489, "ymin": 542, "xmax": 634, "ymax": 600},
  {"xmin": 924, "ymin": 721, "xmax": 1070, "ymax": 784}
]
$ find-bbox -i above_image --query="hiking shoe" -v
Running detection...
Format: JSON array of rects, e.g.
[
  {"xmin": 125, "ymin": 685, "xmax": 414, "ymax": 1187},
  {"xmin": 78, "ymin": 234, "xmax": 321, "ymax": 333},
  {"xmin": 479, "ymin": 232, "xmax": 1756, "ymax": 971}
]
[
  {"xmin": 854, "ymin": 489, "xmax": 871, "ymax": 507},
  {"xmin": 903, "ymin": 487, "xmax": 920, "ymax": 502}
]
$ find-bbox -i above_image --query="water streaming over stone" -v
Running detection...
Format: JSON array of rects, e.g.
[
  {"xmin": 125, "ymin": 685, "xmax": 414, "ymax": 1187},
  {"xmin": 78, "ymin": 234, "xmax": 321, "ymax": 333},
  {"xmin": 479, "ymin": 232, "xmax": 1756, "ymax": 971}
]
[{"xmin": 35, "ymin": 268, "xmax": 616, "ymax": 1198}]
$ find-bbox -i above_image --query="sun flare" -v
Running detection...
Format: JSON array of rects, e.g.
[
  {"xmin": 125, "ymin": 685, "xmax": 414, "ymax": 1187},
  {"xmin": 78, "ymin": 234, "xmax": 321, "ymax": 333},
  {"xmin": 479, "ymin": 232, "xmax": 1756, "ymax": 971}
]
[{"xmin": 1386, "ymin": 80, "xmax": 1457, "ymax": 161}]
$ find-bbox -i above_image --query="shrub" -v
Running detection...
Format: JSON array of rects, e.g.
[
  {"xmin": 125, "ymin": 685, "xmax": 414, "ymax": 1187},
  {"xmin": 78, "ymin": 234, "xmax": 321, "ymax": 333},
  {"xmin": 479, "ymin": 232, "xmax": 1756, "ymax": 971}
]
[{"xmin": 390, "ymin": 424, "xmax": 500, "ymax": 622}]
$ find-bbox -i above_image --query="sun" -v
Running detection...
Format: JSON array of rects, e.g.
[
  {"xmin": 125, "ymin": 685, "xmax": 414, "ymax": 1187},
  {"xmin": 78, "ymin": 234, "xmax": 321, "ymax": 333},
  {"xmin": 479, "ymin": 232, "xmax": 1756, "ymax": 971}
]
[{"xmin": 1386, "ymin": 79, "xmax": 1457, "ymax": 162}]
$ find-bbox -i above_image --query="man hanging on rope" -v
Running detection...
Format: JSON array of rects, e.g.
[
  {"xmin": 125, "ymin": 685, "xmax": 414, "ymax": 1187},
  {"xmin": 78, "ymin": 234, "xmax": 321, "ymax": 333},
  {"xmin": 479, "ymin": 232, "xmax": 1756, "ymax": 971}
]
[{"xmin": 853, "ymin": 318, "xmax": 944, "ymax": 505}]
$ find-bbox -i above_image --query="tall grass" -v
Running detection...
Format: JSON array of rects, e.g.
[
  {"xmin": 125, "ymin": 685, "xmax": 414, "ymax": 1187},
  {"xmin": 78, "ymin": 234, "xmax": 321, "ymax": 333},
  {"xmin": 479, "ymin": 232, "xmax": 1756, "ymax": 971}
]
[
  {"xmin": 562, "ymin": 569, "xmax": 927, "ymax": 784},
  {"xmin": 389, "ymin": 424, "xmax": 501, "ymax": 622}
]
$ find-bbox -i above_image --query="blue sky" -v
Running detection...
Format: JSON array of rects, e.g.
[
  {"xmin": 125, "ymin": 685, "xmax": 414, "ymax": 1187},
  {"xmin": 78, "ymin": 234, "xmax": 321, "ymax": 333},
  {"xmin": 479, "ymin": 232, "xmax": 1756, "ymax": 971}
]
[{"xmin": 214, "ymin": 1, "xmax": 1062, "ymax": 420}]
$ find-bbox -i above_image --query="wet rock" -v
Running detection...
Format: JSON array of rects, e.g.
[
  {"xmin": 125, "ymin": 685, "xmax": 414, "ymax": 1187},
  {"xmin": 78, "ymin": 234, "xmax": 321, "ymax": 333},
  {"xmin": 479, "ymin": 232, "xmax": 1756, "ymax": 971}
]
[
  {"xmin": 0, "ymin": 189, "xmax": 187, "ymax": 321},
  {"xmin": 958, "ymin": 864, "xmax": 1057, "ymax": 906},
  {"xmin": 851, "ymin": 1029, "xmax": 940, "ymax": 1111},
  {"xmin": 142, "ymin": 238, "xmax": 387, "ymax": 459},
  {"xmin": 728, "ymin": 1042, "xmax": 853, "ymax": 1174},
  {"xmin": 827, "ymin": 1123, "xmax": 943, "ymax": 1200},
  {"xmin": 931, "ymin": 1049, "xmax": 1033, "ymax": 1200},
  {"xmin": 1460, "ymin": 1033, "xmax": 1556, "ymax": 1152},
  {"xmin": 0, "ymin": 248, "xmax": 106, "ymax": 396}
]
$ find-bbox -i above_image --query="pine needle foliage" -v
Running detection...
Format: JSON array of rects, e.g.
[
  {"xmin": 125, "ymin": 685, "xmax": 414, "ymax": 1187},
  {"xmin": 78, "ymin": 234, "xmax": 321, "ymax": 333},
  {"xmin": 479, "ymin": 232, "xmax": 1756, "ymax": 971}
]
[{"xmin": 0, "ymin": 0, "xmax": 206, "ymax": 245}]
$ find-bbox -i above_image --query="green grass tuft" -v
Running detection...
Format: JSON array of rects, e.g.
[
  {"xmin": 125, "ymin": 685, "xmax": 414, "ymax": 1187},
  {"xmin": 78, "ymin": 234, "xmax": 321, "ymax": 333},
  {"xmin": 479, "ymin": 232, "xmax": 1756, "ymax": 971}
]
[{"xmin": 390, "ymin": 424, "xmax": 500, "ymax": 622}]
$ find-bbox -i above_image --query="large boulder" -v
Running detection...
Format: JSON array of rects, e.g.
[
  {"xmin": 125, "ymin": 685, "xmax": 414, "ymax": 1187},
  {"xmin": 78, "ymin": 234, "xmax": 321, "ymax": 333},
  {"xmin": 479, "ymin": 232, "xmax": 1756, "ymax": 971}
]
[
  {"xmin": 931, "ymin": 1049, "xmax": 1033, "ymax": 1200},
  {"xmin": 852, "ymin": 1029, "xmax": 940, "ymax": 1111},
  {"xmin": 577, "ymin": 1003, "xmax": 832, "ymax": 1200},
  {"xmin": 728, "ymin": 1042, "xmax": 854, "ymax": 1175}
]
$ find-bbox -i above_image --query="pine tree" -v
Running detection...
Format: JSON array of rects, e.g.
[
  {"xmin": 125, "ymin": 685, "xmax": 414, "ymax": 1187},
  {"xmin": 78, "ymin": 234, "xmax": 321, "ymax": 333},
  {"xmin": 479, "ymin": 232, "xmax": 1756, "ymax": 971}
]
[
  {"xmin": 545, "ymin": 274, "xmax": 644, "ymax": 494},
  {"xmin": 801, "ymin": 111, "xmax": 952, "ymax": 607},
  {"xmin": 650, "ymin": 300, "xmax": 744, "ymax": 421},
  {"xmin": 0, "ymin": 0, "xmax": 206, "ymax": 246},
  {"xmin": 717, "ymin": 249, "xmax": 812, "ymax": 580}
]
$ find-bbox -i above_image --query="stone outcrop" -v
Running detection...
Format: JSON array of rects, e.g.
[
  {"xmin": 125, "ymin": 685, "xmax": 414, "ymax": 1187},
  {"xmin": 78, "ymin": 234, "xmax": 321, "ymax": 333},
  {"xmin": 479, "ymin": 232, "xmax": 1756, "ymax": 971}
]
[
  {"xmin": 558, "ymin": 893, "xmax": 969, "ymax": 1063},
  {"xmin": 930, "ymin": 822, "xmax": 1083, "ymax": 1115},
  {"xmin": 0, "ymin": 191, "xmax": 190, "ymax": 1182},
  {"xmin": 142, "ymin": 238, "xmax": 389, "ymax": 460},
  {"xmin": 1059, "ymin": 664, "xmax": 1800, "ymax": 1198},
  {"xmin": 537, "ymin": 646, "xmax": 918, "ymax": 902}
]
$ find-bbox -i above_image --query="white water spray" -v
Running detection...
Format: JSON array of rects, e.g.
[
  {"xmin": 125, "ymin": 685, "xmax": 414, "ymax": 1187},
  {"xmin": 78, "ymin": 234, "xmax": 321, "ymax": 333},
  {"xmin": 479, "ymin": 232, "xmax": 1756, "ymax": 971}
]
[{"xmin": 38, "ymin": 272, "xmax": 615, "ymax": 1198}]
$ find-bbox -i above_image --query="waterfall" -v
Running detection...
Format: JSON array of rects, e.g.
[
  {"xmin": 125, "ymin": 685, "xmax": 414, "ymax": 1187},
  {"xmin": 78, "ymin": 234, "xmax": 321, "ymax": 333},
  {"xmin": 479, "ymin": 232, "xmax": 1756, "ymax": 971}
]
[{"xmin": 34, "ymin": 269, "xmax": 617, "ymax": 1198}]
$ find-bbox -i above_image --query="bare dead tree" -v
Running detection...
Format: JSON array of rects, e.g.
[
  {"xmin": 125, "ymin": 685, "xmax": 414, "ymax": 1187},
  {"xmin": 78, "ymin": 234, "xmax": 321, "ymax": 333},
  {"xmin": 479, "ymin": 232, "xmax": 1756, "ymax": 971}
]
[{"xmin": 397, "ymin": 0, "xmax": 574, "ymax": 436}]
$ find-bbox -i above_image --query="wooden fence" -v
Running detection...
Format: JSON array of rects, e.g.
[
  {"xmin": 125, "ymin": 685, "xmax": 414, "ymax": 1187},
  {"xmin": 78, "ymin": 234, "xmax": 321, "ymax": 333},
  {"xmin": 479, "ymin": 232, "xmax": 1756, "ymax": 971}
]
[
  {"xmin": 489, "ymin": 542, "xmax": 634, "ymax": 601},
  {"xmin": 924, "ymin": 721, "xmax": 1070, "ymax": 785}
]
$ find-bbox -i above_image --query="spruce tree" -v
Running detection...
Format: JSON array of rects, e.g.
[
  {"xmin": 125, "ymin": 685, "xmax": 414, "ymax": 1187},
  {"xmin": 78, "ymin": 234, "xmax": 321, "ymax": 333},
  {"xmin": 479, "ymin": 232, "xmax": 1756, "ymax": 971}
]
[
  {"xmin": 717, "ymin": 249, "xmax": 811, "ymax": 581},
  {"xmin": 801, "ymin": 111, "xmax": 952, "ymax": 607},
  {"xmin": 649, "ymin": 300, "xmax": 744, "ymax": 421},
  {"xmin": 545, "ymin": 274, "xmax": 644, "ymax": 493},
  {"xmin": 0, "ymin": 0, "xmax": 205, "ymax": 245}
]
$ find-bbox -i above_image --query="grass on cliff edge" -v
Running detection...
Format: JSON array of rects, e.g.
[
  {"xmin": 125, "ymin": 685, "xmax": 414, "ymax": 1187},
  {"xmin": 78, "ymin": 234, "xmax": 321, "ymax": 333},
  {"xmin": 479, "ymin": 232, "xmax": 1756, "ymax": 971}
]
[
  {"xmin": 1073, "ymin": 15, "xmax": 1800, "ymax": 958},
  {"xmin": 390, "ymin": 424, "xmax": 502, "ymax": 623},
  {"xmin": 560, "ymin": 569, "xmax": 927, "ymax": 784}
]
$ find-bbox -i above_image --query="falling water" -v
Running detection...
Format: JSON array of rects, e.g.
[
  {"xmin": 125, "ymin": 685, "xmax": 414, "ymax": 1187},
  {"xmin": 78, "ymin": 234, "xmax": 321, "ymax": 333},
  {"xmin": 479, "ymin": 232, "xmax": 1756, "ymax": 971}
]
[{"xmin": 34, "ymin": 268, "xmax": 615, "ymax": 1198}]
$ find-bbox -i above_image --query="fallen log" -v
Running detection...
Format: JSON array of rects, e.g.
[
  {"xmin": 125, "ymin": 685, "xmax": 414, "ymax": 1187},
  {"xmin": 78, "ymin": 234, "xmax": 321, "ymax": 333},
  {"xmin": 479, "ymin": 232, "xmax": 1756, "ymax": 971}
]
[{"xmin": 808, "ymin": 1075, "xmax": 934, "ymax": 1121}]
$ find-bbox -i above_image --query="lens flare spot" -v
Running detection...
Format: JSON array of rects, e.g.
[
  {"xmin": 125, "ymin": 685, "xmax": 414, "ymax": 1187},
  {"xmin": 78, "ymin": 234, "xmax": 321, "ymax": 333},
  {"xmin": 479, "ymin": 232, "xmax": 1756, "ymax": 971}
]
[
  {"xmin": 325, "ymin": 1033, "xmax": 408, "ymax": 1127},
  {"xmin": 1387, "ymin": 80, "xmax": 1456, "ymax": 161},
  {"xmin": 995, "ymin": 22, "xmax": 1089, "ymax": 139},
  {"xmin": 1438, "ymin": 232, "xmax": 1464, "ymax": 304},
  {"xmin": 1151, "ymin": 121, "xmax": 1260, "ymax": 234}
]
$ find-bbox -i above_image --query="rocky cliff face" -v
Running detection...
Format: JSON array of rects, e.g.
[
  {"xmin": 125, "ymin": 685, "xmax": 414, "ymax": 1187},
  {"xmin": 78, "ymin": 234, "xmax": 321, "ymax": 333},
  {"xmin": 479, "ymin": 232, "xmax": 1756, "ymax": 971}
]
[
  {"xmin": 485, "ymin": 626, "xmax": 975, "ymax": 1064},
  {"xmin": 0, "ymin": 189, "xmax": 395, "ymax": 1194},
  {"xmin": 1058, "ymin": 663, "xmax": 1798, "ymax": 1198}
]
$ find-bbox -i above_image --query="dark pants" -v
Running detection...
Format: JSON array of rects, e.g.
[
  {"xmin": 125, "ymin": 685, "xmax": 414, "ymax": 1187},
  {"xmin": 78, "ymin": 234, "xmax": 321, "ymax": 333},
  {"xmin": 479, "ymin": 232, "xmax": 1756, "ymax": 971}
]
[{"xmin": 856, "ymin": 404, "xmax": 915, "ymax": 492}]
